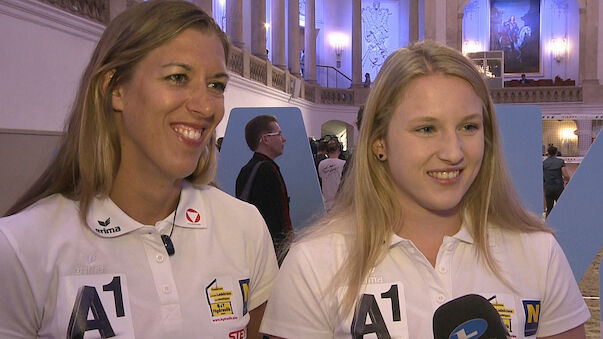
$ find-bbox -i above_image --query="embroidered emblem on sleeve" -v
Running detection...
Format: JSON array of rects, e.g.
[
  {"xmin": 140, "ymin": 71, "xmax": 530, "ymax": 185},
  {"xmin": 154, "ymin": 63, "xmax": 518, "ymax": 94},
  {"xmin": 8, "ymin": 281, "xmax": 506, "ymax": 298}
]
[
  {"xmin": 239, "ymin": 279, "xmax": 250, "ymax": 316},
  {"xmin": 522, "ymin": 300, "xmax": 541, "ymax": 337}
]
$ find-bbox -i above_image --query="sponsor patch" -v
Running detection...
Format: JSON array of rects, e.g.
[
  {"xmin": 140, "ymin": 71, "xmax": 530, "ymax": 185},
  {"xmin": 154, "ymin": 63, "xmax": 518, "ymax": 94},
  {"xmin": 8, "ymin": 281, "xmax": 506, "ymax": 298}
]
[
  {"xmin": 239, "ymin": 279, "xmax": 250, "ymax": 316},
  {"xmin": 486, "ymin": 294, "xmax": 516, "ymax": 336},
  {"xmin": 229, "ymin": 328, "xmax": 246, "ymax": 339},
  {"xmin": 56, "ymin": 274, "xmax": 135, "ymax": 338},
  {"xmin": 522, "ymin": 300, "xmax": 540, "ymax": 337},
  {"xmin": 205, "ymin": 277, "xmax": 238, "ymax": 322}
]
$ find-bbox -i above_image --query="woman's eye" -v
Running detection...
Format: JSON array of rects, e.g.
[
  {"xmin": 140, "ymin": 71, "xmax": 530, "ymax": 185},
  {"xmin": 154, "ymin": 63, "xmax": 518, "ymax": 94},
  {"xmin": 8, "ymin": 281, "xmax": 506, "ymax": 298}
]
[
  {"xmin": 209, "ymin": 81, "xmax": 227, "ymax": 93},
  {"xmin": 166, "ymin": 74, "xmax": 188, "ymax": 84},
  {"xmin": 463, "ymin": 124, "xmax": 480, "ymax": 132},
  {"xmin": 416, "ymin": 126, "xmax": 434, "ymax": 134}
]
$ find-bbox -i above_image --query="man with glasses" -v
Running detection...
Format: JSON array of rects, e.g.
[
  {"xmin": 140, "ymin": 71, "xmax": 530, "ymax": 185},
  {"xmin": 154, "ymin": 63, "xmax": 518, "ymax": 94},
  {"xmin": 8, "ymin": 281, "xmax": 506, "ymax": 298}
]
[{"xmin": 236, "ymin": 115, "xmax": 292, "ymax": 264}]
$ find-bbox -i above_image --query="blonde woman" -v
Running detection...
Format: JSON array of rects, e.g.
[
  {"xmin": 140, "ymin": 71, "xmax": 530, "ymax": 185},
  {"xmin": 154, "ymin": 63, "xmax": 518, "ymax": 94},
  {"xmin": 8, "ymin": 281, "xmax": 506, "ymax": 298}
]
[
  {"xmin": 260, "ymin": 41, "xmax": 588, "ymax": 338},
  {"xmin": 0, "ymin": 1, "xmax": 277, "ymax": 338}
]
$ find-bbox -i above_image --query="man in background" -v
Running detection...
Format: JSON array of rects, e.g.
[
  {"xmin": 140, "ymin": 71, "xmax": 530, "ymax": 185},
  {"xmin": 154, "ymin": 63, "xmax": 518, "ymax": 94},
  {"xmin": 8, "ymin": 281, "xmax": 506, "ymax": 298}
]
[
  {"xmin": 543, "ymin": 145, "xmax": 571, "ymax": 217},
  {"xmin": 236, "ymin": 115, "xmax": 292, "ymax": 262},
  {"xmin": 318, "ymin": 140, "xmax": 346, "ymax": 211}
]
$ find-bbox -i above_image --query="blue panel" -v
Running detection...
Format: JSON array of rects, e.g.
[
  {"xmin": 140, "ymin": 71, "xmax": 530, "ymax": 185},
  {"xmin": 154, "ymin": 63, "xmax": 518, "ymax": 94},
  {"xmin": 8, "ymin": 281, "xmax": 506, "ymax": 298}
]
[
  {"xmin": 546, "ymin": 130, "xmax": 603, "ymax": 281},
  {"xmin": 495, "ymin": 105, "xmax": 543, "ymax": 215},
  {"xmin": 215, "ymin": 107, "xmax": 325, "ymax": 230}
]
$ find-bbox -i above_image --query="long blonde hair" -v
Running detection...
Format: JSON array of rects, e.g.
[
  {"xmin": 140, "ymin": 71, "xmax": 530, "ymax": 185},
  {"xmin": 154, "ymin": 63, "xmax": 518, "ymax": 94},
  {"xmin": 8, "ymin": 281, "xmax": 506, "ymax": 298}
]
[
  {"xmin": 5, "ymin": 0, "xmax": 230, "ymax": 220},
  {"xmin": 307, "ymin": 41, "xmax": 549, "ymax": 317}
]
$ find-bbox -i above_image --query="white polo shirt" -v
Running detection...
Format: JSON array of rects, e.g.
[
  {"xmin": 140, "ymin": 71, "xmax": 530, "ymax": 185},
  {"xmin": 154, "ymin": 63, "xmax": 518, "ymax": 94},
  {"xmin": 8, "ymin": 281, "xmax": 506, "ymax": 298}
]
[
  {"xmin": 260, "ymin": 225, "xmax": 589, "ymax": 338},
  {"xmin": 318, "ymin": 158, "xmax": 346, "ymax": 211},
  {"xmin": 0, "ymin": 182, "xmax": 278, "ymax": 338}
]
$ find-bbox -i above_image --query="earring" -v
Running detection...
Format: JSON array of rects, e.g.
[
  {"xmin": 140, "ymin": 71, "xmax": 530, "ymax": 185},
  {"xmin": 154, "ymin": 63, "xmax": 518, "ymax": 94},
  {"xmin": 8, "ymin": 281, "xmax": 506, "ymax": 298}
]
[{"xmin": 378, "ymin": 154, "xmax": 384, "ymax": 159}]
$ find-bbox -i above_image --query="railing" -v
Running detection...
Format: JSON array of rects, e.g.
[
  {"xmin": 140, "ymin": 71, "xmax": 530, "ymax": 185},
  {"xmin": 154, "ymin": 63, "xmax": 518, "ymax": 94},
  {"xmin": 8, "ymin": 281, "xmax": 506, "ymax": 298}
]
[
  {"xmin": 36, "ymin": 0, "xmax": 588, "ymax": 107},
  {"xmin": 490, "ymin": 86, "xmax": 583, "ymax": 103},
  {"xmin": 40, "ymin": 0, "xmax": 108, "ymax": 23},
  {"xmin": 316, "ymin": 64, "xmax": 352, "ymax": 89}
]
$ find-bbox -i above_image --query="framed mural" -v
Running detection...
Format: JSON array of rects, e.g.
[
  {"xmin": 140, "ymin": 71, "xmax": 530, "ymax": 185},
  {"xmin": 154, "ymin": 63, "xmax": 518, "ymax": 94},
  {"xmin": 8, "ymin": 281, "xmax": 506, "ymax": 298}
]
[{"xmin": 489, "ymin": 0, "xmax": 541, "ymax": 74}]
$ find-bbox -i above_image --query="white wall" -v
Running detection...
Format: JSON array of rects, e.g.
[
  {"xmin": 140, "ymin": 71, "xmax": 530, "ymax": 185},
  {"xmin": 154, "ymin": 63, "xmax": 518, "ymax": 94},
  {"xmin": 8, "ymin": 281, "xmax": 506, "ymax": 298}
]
[
  {"xmin": 0, "ymin": 0, "xmax": 103, "ymax": 132},
  {"xmin": 221, "ymin": 74, "xmax": 358, "ymax": 140}
]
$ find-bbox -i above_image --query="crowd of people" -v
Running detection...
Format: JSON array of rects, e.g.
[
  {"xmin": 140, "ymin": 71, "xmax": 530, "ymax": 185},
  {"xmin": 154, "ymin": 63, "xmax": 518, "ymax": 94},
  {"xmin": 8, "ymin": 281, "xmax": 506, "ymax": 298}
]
[{"xmin": 0, "ymin": 1, "xmax": 589, "ymax": 338}]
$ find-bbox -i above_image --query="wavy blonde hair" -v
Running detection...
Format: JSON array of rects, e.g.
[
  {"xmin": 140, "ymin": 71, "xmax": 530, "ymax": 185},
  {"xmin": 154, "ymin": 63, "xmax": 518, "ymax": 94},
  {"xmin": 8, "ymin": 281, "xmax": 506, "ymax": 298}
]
[
  {"xmin": 5, "ymin": 0, "xmax": 230, "ymax": 220},
  {"xmin": 304, "ymin": 41, "xmax": 549, "ymax": 317}
]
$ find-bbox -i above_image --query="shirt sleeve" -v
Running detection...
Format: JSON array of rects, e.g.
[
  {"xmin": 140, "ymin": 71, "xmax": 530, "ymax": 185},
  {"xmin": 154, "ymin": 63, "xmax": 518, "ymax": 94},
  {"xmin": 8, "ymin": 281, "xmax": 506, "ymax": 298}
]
[
  {"xmin": 246, "ymin": 209, "xmax": 279, "ymax": 312},
  {"xmin": 536, "ymin": 234, "xmax": 590, "ymax": 337},
  {"xmin": 0, "ymin": 230, "xmax": 39, "ymax": 338},
  {"xmin": 260, "ymin": 243, "xmax": 334, "ymax": 338}
]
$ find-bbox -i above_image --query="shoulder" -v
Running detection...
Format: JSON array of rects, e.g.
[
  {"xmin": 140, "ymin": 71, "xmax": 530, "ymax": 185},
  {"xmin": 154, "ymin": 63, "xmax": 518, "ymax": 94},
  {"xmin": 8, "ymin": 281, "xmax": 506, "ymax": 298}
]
[
  {"xmin": 287, "ymin": 231, "xmax": 348, "ymax": 269},
  {"xmin": 0, "ymin": 194, "xmax": 77, "ymax": 237},
  {"xmin": 488, "ymin": 226, "xmax": 557, "ymax": 262}
]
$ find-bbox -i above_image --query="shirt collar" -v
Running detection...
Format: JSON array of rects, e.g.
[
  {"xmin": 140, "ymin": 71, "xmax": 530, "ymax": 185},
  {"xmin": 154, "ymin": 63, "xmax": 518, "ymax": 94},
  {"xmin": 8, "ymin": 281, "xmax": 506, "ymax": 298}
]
[
  {"xmin": 86, "ymin": 181, "xmax": 208, "ymax": 238},
  {"xmin": 388, "ymin": 223, "xmax": 475, "ymax": 248}
]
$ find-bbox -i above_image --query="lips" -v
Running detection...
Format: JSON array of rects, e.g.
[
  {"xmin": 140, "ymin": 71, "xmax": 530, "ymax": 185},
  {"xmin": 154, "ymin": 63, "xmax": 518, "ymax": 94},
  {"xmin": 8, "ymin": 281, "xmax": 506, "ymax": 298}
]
[
  {"xmin": 427, "ymin": 170, "xmax": 461, "ymax": 180},
  {"xmin": 171, "ymin": 123, "xmax": 203, "ymax": 142}
]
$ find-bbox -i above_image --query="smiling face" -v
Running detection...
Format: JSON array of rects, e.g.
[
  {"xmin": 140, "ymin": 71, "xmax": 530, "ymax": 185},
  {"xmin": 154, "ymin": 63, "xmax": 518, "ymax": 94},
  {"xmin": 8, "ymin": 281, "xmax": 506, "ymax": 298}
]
[
  {"xmin": 112, "ymin": 28, "xmax": 228, "ymax": 185},
  {"xmin": 373, "ymin": 74, "xmax": 485, "ymax": 217}
]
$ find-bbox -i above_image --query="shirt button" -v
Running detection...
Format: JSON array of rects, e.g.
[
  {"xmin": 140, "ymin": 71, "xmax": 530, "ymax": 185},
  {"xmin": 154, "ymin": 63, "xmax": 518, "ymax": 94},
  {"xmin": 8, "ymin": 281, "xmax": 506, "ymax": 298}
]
[
  {"xmin": 156, "ymin": 254, "xmax": 165, "ymax": 263},
  {"xmin": 438, "ymin": 266, "xmax": 447, "ymax": 274},
  {"xmin": 163, "ymin": 285, "xmax": 171, "ymax": 294},
  {"xmin": 437, "ymin": 295, "xmax": 445, "ymax": 303}
]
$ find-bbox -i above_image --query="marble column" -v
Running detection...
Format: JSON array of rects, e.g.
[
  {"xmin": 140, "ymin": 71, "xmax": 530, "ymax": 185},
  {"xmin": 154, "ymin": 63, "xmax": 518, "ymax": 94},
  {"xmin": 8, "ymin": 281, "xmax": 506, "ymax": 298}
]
[
  {"xmin": 227, "ymin": 0, "xmax": 245, "ymax": 48},
  {"xmin": 192, "ymin": 0, "xmax": 212, "ymax": 15},
  {"xmin": 456, "ymin": 13, "xmax": 463, "ymax": 51},
  {"xmin": 576, "ymin": 120, "xmax": 592, "ymax": 156},
  {"xmin": 351, "ymin": 0, "xmax": 362, "ymax": 87},
  {"xmin": 409, "ymin": 0, "xmax": 419, "ymax": 44},
  {"xmin": 424, "ymin": 0, "xmax": 436, "ymax": 41},
  {"xmin": 288, "ymin": 0, "xmax": 301, "ymax": 76},
  {"xmin": 304, "ymin": 0, "xmax": 316, "ymax": 82},
  {"xmin": 251, "ymin": 0, "xmax": 267, "ymax": 59},
  {"xmin": 271, "ymin": 0, "xmax": 286, "ymax": 69}
]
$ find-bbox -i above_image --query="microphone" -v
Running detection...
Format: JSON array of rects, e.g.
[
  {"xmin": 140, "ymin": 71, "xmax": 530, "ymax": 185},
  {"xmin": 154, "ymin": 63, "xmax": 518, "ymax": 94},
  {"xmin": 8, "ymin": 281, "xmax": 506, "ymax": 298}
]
[
  {"xmin": 161, "ymin": 234, "xmax": 175, "ymax": 256},
  {"xmin": 433, "ymin": 294, "xmax": 509, "ymax": 339}
]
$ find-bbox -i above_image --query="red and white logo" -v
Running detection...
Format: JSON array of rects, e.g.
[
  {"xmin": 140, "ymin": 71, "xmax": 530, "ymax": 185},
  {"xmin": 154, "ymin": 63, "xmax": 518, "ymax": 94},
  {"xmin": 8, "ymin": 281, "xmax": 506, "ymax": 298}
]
[
  {"xmin": 229, "ymin": 329, "xmax": 246, "ymax": 339},
  {"xmin": 185, "ymin": 208, "xmax": 201, "ymax": 223}
]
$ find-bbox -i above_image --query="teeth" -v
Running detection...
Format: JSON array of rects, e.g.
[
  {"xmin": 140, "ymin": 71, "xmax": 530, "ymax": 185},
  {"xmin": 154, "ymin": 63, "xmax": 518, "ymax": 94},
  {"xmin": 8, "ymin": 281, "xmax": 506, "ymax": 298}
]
[
  {"xmin": 173, "ymin": 125, "xmax": 202, "ymax": 141},
  {"xmin": 429, "ymin": 170, "xmax": 460, "ymax": 179}
]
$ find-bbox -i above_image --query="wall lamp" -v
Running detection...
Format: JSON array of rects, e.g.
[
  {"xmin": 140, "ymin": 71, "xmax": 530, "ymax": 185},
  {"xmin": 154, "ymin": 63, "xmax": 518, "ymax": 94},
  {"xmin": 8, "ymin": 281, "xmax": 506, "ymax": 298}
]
[
  {"xmin": 550, "ymin": 38, "xmax": 568, "ymax": 63},
  {"xmin": 328, "ymin": 33, "xmax": 348, "ymax": 68}
]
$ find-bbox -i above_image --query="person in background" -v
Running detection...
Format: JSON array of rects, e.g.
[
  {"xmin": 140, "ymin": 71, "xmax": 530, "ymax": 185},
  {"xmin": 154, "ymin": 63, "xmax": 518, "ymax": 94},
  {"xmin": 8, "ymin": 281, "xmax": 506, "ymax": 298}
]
[
  {"xmin": 0, "ymin": 2, "xmax": 278, "ymax": 338},
  {"xmin": 543, "ymin": 145, "xmax": 571, "ymax": 217},
  {"xmin": 236, "ymin": 115, "xmax": 292, "ymax": 264},
  {"xmin": 318, "ymin": 140, "xmax": 346, "ymax": 211},
  {"xmin": 260, "ymin": 41, "xmax": 588, "ymax": 338},
  {"xmin": 519, "ymin": 73, "xmax": 530, "ymax": 84},
  {"xmin": 364, "ymin": 72, "xmax": 372, "ymax": 88},
  {"xmin": 314, "ymin": 139, "xmax": 329, "ymax": 187}
]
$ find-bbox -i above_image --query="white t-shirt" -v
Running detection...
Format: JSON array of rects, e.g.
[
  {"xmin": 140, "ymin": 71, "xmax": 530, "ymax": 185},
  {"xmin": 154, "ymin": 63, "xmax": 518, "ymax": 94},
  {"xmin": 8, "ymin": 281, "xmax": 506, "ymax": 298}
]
[
  {"xmin": 0, "ymin": 182, "xmax": 278, "ymax": 339},
  {"xmin": 260, "ymin": 224, "xmax": 590, "ymax": 338},
  {"xmin": 318, "ymin": 158, "xmax": 346, "ymax": 210}
]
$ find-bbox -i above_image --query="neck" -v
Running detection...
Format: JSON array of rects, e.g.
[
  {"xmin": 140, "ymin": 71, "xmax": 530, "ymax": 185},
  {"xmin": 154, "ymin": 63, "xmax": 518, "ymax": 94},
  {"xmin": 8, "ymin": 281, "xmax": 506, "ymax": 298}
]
[
  {"xmin": 395, "ymin": 206, "xmax": 462, "ymax": 267},
  {"xmin": 254, "ymin": 148, "xmax": 276, "ymax": 160},
  {"xmin": 110, "ymin": 167, "xmax": 182, "ymax": 225}
]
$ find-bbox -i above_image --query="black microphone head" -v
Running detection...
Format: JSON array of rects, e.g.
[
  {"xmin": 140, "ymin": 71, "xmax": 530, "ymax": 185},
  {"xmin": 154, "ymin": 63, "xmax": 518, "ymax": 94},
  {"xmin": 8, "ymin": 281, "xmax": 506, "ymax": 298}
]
[{"xmin": 433, "ymin": 294, "xmax": 509, "ymax": 339}]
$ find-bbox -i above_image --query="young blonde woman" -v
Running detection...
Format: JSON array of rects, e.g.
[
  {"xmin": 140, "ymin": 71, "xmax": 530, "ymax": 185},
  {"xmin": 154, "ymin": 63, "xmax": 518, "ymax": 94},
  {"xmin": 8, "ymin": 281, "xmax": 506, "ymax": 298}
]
[
  {"xmin": 0, "ymin": 1, "xmax": 277, "ymax": 338},
  {"xmin": 260, "ymin": 41, "xmax": 589, "ymax": 338}
]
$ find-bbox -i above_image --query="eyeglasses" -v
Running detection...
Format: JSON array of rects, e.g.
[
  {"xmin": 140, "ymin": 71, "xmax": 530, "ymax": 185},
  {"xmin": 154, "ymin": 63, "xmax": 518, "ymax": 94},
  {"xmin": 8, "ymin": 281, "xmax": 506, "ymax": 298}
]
[{"xmin": 259, "ymin": 131, "xmax": 283, "ymax": 143}]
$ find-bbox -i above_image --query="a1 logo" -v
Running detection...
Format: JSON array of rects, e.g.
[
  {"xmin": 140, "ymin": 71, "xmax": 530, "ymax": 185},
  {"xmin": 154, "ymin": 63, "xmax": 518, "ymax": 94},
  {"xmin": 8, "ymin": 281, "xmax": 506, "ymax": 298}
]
[{"xmin": 58, "ymin": 274, "xmax": 135, "ymax": 339}]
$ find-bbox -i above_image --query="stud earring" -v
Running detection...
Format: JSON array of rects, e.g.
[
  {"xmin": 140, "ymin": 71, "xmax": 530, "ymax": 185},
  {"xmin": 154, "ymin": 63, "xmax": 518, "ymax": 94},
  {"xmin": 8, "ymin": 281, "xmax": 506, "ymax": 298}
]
[{"xmin": 378, "ymin": 154, "xmax": 384, "ymax": 159}]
